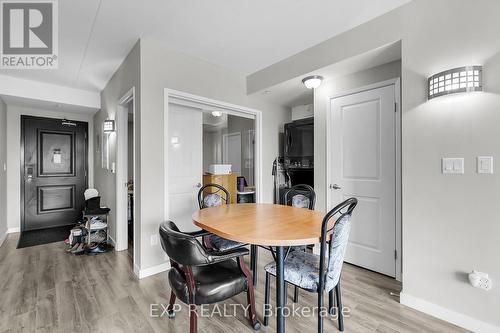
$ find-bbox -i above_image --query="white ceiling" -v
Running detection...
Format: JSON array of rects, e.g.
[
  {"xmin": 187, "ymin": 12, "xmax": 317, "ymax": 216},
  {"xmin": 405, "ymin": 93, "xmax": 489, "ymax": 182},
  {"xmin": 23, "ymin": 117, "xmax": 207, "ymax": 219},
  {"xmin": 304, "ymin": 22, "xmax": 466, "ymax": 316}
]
[
  {"xmin": 256, "ymin": 41, "xmax": 401, "ymax": 108},
  {"xmin": 0, "ymin": 0, "xmax": 410, "ymax": 92}
]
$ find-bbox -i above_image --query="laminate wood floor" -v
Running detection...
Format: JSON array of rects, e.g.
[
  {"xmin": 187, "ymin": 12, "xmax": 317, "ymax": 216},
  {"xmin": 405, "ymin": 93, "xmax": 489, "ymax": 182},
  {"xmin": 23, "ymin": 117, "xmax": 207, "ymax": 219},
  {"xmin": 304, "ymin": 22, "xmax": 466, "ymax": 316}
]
[{"xmin": 0, "ymin": 234, "xmax": 468, "ymax": 333}]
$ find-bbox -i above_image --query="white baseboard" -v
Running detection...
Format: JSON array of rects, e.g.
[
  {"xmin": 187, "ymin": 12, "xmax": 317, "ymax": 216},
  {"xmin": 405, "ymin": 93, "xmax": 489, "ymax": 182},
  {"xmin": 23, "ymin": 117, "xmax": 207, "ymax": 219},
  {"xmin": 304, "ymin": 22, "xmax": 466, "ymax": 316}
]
[
  {"xmin": 400, "ymin": 293, "xmax": 500, "ymax": 333},
  {"xmin": 0, "ymin": 231, "xmax": 7, "ymax": 248},
  {"xmin": 7, "ymin": 227, "xmax": 20, "ymax": 234},
  {"xmin": 136, "ymin": 262, "xmax": 171, "ymax": 279}
]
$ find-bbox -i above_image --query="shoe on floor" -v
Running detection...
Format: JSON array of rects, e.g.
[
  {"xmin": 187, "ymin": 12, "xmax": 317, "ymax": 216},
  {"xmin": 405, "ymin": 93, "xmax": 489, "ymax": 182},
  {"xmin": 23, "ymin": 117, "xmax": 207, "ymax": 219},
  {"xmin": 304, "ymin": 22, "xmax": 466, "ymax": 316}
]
[
  {"xmin": 86, "ymin": 243, "xmax": 110, "ymax": 256},
  {"xmin": 71, "ymin": 243, "xmax": 85, "ymax": 255},
  {"xmin": 67, "ymin": 243, "xmax": 80, "ymax": 252}
]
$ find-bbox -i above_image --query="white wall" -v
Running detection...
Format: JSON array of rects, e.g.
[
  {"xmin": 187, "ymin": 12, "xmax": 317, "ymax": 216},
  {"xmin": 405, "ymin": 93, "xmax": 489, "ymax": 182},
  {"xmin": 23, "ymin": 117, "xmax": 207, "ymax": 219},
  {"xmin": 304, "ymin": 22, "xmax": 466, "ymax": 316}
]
[
  {"xmin": 139, "ymin": 38, "xmax": 290, "ymax": 271},
  {"xmin": 0, "ymin": 98, "xmax": 7, "ymax": 245},
  {"xmin": 314, "ymin": 60, "xmax": 401, "ymax": 212},
  {"xmin": 94, "ymin": 40, "xmax": 141, "ymax": 268},
  {"xmin": 5, "ymin": 105, "xmax": 94, "ymax": 232},
  {"xmin": 249, "ymin": 0, "xmax": 500, "ymax": 331}
]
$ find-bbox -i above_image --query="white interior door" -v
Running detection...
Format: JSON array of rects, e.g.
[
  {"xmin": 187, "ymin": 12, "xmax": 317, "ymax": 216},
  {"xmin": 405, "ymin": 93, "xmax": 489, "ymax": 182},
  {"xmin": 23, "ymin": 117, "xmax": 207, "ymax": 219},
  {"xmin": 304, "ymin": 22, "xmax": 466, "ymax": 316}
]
[
  {"xmin": 168, "ymin": 103, "xmax": 202, "ymax": 232},
  {"xmin": 223, "ymin": 132, "xmax": 241, "ymax": 175},
  {"xmin": 330, "ymin": 84, "xmax": 396, "ymax": 277}
]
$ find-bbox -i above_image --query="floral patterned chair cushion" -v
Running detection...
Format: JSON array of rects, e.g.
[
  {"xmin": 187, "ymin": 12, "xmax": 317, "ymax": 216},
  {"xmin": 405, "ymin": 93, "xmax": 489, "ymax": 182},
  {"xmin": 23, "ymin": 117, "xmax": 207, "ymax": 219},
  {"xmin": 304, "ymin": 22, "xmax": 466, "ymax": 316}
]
[
  {"xmin": 203, "ymin": 193, "xmax": 223, "ymax": 208},
  {"xmin": 264, "ymin": 214, "xmax": 351, "ymax": 292},
  {"xmin": 203, "ymin": 193, "xmax": 244, "ymax": 251},
  {"xmin": 292, "ymin": 194, "xmax": 310, "ymax": 209}
]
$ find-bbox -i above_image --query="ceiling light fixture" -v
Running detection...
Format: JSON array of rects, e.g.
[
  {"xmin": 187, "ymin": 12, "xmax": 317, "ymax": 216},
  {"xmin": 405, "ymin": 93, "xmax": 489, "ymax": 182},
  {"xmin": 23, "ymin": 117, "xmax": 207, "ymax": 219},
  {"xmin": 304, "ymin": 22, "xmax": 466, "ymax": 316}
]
[
  {"xmin": 302, "ymin": 75, "xmax": 323, "ymax": 89},
  {"xmin": 428, "ymin": 66, "xmax": 482, "ymax": 99},
  {"xmin": 211, "ymin": 111, "xmax": 223, "ymax": 117}
]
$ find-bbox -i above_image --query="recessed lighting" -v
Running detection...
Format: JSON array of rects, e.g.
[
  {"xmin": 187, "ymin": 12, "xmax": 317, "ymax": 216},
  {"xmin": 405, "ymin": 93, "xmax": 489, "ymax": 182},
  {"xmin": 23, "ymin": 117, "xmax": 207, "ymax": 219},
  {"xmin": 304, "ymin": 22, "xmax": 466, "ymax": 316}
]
[
  {"xmin": 211, "ymin": 111, "xmax": 223, "ymax": 117},
  {"xmin": 302, "ymin": 75, "xmax": 323, "ymax": 89}
]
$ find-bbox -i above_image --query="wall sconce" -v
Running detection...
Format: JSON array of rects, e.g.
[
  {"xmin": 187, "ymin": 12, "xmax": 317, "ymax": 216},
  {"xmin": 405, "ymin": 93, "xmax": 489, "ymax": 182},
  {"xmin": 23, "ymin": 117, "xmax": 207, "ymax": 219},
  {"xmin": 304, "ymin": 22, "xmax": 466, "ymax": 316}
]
[
  {"xmin": 103, "ymin": 119, "xmax": 115, "ymax": 132},
  {"xmin": 428, "ymin": 66, "xmax": 482, "ymax": 99}
]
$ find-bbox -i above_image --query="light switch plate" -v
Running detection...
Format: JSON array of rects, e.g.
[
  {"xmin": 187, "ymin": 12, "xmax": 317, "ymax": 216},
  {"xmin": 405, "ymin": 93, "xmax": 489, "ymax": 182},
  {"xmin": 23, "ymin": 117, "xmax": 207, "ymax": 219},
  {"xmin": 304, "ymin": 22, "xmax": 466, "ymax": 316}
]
[
  {"xmin": 442, "ymin": 158, "xmax": 464, "ymax": 174},
  {"xmin": 477, "ymin": 156, "xmax": 493, "ymax": 174}
]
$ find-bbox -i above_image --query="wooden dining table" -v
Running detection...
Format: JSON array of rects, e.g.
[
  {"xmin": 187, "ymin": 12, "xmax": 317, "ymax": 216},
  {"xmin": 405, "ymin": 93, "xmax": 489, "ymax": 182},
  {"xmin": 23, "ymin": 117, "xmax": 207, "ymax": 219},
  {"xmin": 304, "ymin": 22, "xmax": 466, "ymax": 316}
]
[{"xmin": 192, "ymin": 203, "xmax": 326, "ymax": 333}]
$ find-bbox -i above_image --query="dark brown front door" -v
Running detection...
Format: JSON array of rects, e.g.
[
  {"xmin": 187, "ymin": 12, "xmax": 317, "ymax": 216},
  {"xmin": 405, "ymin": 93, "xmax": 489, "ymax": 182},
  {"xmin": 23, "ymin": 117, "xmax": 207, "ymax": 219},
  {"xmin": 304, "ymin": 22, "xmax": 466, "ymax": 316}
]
[{"xmin": 21, "ymin": 116, "xmax": 88, "ymax": 231}]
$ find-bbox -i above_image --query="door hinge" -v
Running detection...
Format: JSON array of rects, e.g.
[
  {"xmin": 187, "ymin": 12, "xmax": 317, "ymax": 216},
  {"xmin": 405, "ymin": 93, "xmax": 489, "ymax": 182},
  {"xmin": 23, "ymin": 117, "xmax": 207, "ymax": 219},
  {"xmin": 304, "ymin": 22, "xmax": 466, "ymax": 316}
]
[
  {"xmin": 394, "ymin": 250, "xmax": 398, "ymax": 260},
  {"xmin": 394, "ymin": 102, "xmax": 397, "ymax": 113}
]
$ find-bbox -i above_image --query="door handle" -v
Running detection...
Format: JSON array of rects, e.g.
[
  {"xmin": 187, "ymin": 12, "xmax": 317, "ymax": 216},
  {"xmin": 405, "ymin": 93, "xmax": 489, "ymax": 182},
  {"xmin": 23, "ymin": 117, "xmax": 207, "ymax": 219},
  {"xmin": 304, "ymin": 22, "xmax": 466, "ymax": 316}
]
[
  {"xmin": 25, "ymin": 167, "xmax": 34, "ymax": 182},
  {"xmin": 330, "ymin": 184, "xmax": 341, "ymax": 190},
  {"xmin": 195, "ymin": 183, "xmax": 202, "ymax": 188}
]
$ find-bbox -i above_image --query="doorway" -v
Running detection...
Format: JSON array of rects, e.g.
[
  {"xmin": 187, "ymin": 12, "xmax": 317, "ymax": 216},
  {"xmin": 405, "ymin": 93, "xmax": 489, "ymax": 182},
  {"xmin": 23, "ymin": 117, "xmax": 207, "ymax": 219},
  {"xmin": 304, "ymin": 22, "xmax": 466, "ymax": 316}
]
[
  {"xmin": 164, "ymin": 90, "xmax": 262, "ymax": 230},
  {"xmin": 21, "ymin": 116, "xmax": 88, "ymax": 231},
  {"xmin": 115, "ymin": 88, "xmax": 136, "ymax": 262},
  {"xmin": 328, "ymin": 79, "xmax": 401, "ymax": 279}
]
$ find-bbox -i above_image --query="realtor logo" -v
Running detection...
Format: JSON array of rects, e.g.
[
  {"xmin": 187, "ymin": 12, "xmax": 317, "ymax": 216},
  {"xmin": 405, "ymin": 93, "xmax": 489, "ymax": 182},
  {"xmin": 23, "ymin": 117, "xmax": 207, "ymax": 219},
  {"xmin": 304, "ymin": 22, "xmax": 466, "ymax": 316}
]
[{"xmin": 0, "ymin": 0, "xmax": 58, "ymax": 69}]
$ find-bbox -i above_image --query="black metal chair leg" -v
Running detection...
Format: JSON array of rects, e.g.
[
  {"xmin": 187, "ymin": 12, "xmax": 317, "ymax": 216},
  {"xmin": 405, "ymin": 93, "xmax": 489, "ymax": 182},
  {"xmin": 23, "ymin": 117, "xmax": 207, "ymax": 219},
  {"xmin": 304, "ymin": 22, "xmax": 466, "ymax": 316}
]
[
  {"xmin": 329, "ymin": 289, "xmax": 335, "ymax": 315},
  {"xmin": 293, "ymin": 286, "xmax": 299, "ymax": 303},
  {"xmin": 318, "ymin": 291, "xmax": 324, "ymax": 333},
  {"xmin": 335, "ymin": 283, "xmax": 344, "ymax": 331},
  {"xmin": 264, "ymin": 272, "xmax": 270, "ymax": 326},
  {"xmin": 251, "ymin": 245, "xmax": 258, "ymax": 286}
]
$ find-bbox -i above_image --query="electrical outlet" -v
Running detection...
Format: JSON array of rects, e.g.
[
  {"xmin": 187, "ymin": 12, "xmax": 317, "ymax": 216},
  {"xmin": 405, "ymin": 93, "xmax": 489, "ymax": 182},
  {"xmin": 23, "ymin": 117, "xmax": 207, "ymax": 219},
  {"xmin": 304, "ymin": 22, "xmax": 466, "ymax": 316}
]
[
  {"xmin": 150, "ymin": 234, "xmax": 159, "ymax": 246},
  {"xmin": 469, "ymin": 271, "xmax": 493, "ymax": 291}
]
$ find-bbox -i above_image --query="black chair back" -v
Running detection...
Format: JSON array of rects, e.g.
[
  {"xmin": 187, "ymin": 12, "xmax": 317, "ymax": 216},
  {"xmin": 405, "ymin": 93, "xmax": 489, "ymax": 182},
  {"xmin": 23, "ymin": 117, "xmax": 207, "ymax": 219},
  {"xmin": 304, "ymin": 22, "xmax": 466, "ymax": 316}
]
[
  {"xmin": 198, "ymin": 183, "xmax": 230, "ymax": 209},
  {"xmin": 283, "ymin": 184, "xmax": 316, "ymax": 210},
  {"xmin": 159, "ymin": 221, "xmax": 211, "ymax": 266},
  {"xmin": 318, "ymin": 198, "xmax": 357, "ymax": 292}
]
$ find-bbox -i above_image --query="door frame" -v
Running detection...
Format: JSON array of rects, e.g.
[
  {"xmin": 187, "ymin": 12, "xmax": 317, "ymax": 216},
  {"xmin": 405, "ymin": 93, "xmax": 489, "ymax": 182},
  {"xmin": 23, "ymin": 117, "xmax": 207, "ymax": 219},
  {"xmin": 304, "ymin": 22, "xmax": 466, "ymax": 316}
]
[
  {"xmin": 325, "ymin": 78, "xmax": 402, "ymax": 281},
  {"xmin": 115, "ymin": 87, "xmax": 136, "ymax": 263},
  {"xmin": 163, "ymin": 89, "xmax": 263, "ymax": 222},
  {"xmin": 20, "ymin": 115, "xmax": 89, "ymax": 231}
]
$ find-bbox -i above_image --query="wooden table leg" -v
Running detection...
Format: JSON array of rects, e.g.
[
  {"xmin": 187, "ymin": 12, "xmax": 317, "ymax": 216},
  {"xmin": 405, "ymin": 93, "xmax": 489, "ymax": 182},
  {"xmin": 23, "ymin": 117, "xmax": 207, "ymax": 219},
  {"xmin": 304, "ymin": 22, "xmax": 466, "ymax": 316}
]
[{"xmin": 276, "ymin": 246, "xmax": 285, "ymax": 333}]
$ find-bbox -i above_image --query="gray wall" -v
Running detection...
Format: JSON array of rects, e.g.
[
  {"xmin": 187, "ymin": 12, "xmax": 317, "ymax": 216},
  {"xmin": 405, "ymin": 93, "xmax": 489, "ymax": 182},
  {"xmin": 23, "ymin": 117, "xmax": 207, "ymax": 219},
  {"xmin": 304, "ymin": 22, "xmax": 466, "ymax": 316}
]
[
  {"xmin": 94, "ymin": 40, "xmax": 141, "ymax": 267},
  {"xmin": 227, "ymin": 115, "xmax": 255, "ymax": 185},
  {"xmin": 139, "ymin": 37, "xmax": 290, "ymax": 270},
  {"xmin": 248, "ymin": 0, "xmax": 500, "ymax": 330},
  {"xmin": 0, "ymin": 98, "xmax": 7, "ymax": 242},
  {"xmin": 6, "ymin": 105, "xmax": 94, "ymax": 232},
  {"xmin": 95, "ymin": 38, "xmax": 289, "ymax": 274},
  {"xmin": 314, "ymin": 60, "xmax": 401, "ymax": 212},
  {"xmin": 401, "ymin": 0, "xmax": 500, "ymax": 329}
]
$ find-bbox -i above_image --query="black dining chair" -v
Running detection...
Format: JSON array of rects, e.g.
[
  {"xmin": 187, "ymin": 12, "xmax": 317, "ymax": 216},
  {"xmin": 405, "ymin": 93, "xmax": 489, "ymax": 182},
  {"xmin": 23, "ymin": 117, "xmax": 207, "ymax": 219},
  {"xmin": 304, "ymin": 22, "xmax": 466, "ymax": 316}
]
[
  {"xmin": 159, "ymin": 221, "xmax": 261, "ymax": 333},
  {"xmin": 198, "ymin": 183, "xmax": 247, "ymax": 251},
  {"xmin": 263, "ymin": 197, "xmax": 358, "ymax": 332},
  {"xmin": 277, "ymin": 184, "xmax": 317, "ymax": 302},
  {"xmin": 197, "ymin": 183, "xmax": 259, "ymax": 284},
  {"xmin": 282, "ymin": 184, "xmax": 316, "ymax": 210}
]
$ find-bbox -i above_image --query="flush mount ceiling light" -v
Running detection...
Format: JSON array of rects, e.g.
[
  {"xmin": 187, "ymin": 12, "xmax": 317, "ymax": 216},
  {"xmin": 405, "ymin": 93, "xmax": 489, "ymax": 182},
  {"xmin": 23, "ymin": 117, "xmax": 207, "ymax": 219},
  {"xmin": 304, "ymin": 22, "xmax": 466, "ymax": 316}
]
[
  {"xmin": 211, "ymin": 111, "xmax": 223, "ymax": 117},
  {"xmin": 103, "ymin": 119, "xmax": 115, "ymax": 132},
  {"xmin": 428, "ymin": 66, "xmax": 482, "ymax": 99},
  {"xmin": 302, "ymin": 75, "xmax": 323, "ymax": 89}
]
